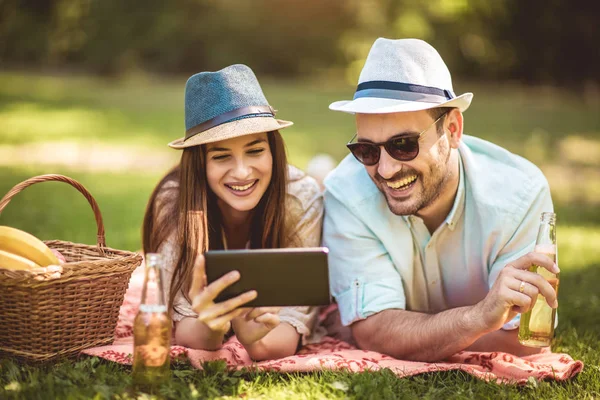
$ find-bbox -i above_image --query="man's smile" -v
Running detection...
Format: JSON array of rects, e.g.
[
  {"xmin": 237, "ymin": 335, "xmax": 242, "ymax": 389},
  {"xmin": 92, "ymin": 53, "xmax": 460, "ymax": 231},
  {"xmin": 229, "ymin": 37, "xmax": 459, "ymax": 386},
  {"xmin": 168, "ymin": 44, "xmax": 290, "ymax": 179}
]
[{"xmin": 385, "ymin": 175, "xmax": 418, "ymax": 190}]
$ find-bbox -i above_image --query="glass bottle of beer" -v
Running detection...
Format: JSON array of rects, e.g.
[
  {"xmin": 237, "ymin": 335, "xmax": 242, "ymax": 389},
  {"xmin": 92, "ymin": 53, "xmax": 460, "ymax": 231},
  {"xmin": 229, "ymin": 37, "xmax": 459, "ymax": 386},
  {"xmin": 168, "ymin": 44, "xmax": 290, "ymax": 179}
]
[
  {"xmin": 132, "ymin": 253, "xmax": 172, "ymax": 389},
  {"xmin": 518, "ymin": 212, "xmax": 559, "ymax": 347}
]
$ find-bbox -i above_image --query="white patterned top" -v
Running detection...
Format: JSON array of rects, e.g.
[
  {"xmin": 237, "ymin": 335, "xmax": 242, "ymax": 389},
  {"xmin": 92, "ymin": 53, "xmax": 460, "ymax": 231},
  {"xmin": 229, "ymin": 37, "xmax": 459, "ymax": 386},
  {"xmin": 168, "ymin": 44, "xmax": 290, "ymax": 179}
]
[{"xmin": 155, "ymin": 165, "xmax": 324, "ymax": 338}]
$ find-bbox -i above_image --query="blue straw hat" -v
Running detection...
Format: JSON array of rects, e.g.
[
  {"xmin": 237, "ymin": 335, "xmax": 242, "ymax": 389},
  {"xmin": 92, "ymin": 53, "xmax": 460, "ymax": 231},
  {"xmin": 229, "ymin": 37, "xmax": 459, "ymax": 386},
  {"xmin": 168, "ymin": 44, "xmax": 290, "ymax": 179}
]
[{"xmin": 169, "ymin": 64, "xmax": 293, "ymax": 149}]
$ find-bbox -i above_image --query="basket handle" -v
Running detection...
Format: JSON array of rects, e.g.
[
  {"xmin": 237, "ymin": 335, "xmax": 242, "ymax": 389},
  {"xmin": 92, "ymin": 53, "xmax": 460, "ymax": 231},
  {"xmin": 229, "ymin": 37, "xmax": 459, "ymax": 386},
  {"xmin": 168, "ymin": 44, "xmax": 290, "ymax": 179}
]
[{"xmin": 0, "ymin": 174, "xmax": 106, "ymax": 254}]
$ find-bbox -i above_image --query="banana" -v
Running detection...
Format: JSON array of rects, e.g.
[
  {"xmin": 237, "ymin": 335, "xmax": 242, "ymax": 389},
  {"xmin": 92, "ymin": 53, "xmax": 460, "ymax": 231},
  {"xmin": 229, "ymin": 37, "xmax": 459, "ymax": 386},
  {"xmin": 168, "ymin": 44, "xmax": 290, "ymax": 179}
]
[
  {"xmin": 0, "ymin": 226, "xmax": 59, "ymax": 267},
  {"xmin": 0, "ymin": 249, "xmax": 40, "ymax": 271}
]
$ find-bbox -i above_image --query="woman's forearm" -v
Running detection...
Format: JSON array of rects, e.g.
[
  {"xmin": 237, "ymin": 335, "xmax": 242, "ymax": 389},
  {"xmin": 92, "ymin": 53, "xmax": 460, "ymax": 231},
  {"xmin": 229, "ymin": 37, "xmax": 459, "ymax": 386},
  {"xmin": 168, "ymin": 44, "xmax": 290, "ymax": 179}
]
[
  {"xmin": 243, "ymin": 323, "xmax": 300, "ymax": 361},
  {"xmin": 174, "ymin": 318, "xmax": 228, "ymax": 350}
]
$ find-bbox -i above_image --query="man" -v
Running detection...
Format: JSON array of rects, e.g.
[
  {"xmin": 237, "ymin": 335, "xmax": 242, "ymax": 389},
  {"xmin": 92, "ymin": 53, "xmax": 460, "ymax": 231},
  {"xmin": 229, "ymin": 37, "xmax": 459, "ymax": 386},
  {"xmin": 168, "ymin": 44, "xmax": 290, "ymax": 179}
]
[{"xmin": 323, "ymin": 38, "xmax": 558, "ymax": 362}]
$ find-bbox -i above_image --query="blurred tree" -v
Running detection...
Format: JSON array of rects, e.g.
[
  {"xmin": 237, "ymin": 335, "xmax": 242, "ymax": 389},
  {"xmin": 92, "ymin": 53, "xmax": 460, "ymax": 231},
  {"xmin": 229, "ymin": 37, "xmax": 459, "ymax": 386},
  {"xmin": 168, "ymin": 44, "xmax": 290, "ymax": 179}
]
[
  {"xmin": 499, "ymin": 0, "xmax": 600, "ymax": 86},
  {"xmin": 0, "ymin": 0, "xmax": 597, "ymax": 86},
  {"xmin": 0, "ymin": 0, "xmax": 54, "ymax": 67}
]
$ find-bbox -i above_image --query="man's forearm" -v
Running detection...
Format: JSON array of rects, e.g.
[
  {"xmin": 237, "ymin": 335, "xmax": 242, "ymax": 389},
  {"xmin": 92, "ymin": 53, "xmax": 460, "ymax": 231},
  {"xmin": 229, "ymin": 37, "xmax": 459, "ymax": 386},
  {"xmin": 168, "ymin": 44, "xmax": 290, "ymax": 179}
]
[{"xmin": 352, "ymin": 305, "xmax": 490, "ymax": 362}]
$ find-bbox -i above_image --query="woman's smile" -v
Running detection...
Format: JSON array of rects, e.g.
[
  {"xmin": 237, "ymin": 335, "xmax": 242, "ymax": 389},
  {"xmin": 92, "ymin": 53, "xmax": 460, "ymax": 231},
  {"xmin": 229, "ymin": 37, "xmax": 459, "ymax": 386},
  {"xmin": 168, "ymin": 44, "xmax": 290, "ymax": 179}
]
[{"xmin": 224, "ymin": 179, "xmax": 259, "ymax": 196}]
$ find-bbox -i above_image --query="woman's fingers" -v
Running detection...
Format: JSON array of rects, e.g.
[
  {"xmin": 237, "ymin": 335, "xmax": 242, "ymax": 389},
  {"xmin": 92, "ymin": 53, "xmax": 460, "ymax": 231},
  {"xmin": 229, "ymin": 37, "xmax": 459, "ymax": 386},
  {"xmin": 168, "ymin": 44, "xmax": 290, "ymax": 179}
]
[
  {"xmin": 245, "ymin": 307, "xmax": 281, "ymax": 321},
  {"xmin": 199, "ymin": 270, "xmax": 242, "ymax": 303},
  {"xmin": 217, "ymin": 290, "xmax": 258, "ymax": 314},
  {"xmin": 253, "ymin": 313, "xmax": 280, "ymax": 329},
  {"xmin": 189, "ymin": 254, "xmax": 207, "ymax": 297},
  {"xmin": 204, "ymin": 308, "xmax": 247, "ymax": 332},
  {"xmin": 195, "ymin": 290, "xmax": 257, "ymax": 320}
]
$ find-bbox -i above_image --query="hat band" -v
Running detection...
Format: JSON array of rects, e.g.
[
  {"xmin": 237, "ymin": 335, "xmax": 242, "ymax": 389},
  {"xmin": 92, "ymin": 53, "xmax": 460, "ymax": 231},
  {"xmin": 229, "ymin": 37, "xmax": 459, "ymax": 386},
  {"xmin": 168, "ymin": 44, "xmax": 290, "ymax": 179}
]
[
  {"xmin": 354, "ymin": 81, "xmax": 455, "ymax": 103},
  {"xmin": 185, "ymin": 105, "xmax": 275, "ymax": 141}
]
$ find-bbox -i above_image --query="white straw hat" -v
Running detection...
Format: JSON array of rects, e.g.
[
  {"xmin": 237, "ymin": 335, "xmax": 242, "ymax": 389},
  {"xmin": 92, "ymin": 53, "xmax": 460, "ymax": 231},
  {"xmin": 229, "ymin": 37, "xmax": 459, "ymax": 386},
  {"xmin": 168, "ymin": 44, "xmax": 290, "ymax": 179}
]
[{"xmin": 330, "ymin": 38, "xmax": 473, "ymax": 114}]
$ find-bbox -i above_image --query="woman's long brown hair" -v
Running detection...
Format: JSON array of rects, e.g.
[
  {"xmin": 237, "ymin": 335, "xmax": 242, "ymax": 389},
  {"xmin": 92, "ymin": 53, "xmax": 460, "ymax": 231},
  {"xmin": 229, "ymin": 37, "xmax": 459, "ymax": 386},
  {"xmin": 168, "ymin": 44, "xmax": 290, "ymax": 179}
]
[{"xmin": 142, "ymin": 131, "xmax": 290, "ymax": 317}]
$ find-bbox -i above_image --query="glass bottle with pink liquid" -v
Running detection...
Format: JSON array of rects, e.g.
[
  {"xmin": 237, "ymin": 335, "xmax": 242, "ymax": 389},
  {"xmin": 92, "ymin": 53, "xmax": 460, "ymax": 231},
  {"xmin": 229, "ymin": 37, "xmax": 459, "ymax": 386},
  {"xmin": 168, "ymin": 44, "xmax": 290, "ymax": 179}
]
[
  {"xmin": 132, "ymin": 253, "xmax": 172, "ymax": 389},
  {"xmin": 518, "ymin": 212, "xmax": 559, "ymax": 347}
]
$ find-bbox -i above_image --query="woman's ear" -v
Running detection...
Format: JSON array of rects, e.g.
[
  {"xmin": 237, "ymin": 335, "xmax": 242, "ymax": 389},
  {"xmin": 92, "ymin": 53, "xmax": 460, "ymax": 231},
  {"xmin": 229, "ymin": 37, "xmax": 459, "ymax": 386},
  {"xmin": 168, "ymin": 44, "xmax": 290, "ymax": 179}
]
[{"xmin": 445, "ymin": 109, "xmax": 463, "ymax": 149}]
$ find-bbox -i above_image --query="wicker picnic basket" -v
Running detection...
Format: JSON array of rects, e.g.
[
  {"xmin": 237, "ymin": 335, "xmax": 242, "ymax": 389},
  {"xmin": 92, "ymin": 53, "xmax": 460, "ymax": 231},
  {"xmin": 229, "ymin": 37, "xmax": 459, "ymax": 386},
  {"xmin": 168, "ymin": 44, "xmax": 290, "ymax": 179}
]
[{"xmin": 0, "ymin": 174, "xmax": 143, "ymax": 362}]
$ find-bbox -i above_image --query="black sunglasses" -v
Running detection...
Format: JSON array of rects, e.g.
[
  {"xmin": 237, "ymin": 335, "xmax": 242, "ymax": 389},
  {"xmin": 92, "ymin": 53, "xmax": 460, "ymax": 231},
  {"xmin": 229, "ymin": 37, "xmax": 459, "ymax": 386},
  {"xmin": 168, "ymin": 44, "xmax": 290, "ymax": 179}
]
[{"xmin": 346, "ymin": 112, "xmax": 448, "ymax": 166}]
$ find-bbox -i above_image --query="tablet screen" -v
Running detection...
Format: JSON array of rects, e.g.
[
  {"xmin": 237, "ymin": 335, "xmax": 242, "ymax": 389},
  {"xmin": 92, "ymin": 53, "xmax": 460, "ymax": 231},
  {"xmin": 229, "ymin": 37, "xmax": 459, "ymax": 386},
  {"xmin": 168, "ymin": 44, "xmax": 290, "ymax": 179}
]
[{"xmin": 204, "ymin": 247, "xmax": 331, "ymax": 307}]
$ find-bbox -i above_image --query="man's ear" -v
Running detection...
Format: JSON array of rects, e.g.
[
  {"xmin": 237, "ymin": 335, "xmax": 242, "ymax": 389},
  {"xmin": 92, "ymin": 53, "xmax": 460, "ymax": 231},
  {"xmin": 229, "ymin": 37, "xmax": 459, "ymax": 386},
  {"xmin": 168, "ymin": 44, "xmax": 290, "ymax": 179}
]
[{"xmin": 445, "ymin": 109, "xmax": 463, "ymax": 149}]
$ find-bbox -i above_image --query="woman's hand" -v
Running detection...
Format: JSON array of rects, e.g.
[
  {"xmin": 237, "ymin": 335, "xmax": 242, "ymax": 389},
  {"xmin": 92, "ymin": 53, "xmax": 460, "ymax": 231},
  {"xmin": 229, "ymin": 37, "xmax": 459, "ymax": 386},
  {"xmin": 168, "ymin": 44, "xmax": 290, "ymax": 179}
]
[
  {"xmin": 231, "ymin": 307, "xmax": 281, "ymax": 347},
  {"xmin": 189, "ymin": 254, "xmax": 257, "ymax": 338}
]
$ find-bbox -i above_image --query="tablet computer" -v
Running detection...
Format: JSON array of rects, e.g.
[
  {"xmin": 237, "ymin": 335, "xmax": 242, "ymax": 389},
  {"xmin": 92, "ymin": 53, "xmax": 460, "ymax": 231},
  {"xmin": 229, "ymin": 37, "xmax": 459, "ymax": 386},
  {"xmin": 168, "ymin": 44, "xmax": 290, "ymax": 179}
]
[{"xmin": 204, "ymin": 247, "xmax": 331, "ymax": 307}]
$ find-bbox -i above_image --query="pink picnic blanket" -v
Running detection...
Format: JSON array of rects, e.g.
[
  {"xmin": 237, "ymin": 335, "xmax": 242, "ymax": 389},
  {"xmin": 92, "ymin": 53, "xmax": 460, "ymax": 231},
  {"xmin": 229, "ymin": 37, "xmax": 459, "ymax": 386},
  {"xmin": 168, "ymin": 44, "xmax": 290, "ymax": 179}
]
[{"xmin": 82, "ymin": 266, "xmax": 583, "ymax": 384}]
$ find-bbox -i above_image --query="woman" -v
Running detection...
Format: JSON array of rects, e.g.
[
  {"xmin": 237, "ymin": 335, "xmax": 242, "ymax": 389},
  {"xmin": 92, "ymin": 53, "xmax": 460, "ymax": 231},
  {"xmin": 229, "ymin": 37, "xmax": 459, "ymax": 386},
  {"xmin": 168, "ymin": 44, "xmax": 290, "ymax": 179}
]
[{"xmin": 142, "ymin": 64, "xmax": 323, "ymax": 360}]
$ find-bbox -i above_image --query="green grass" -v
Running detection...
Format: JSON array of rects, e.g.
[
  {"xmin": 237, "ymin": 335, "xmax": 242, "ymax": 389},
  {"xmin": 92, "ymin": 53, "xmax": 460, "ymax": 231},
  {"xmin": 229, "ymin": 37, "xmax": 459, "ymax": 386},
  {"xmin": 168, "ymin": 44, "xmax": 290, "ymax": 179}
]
[
  {"xmin": 0, "ymin": 167, "xmax": 156, "ymax": 251},
  {"xmin": 0, "ymin": 72, "xmax": 599, "ymax": 399}
]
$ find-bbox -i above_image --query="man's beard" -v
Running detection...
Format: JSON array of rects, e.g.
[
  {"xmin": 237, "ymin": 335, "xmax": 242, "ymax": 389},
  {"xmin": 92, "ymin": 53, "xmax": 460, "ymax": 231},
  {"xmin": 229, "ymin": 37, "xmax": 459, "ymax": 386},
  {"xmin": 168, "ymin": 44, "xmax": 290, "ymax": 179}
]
[{"xmin": 375, "ymin": 143, "xmax": 452, "ymax": 216}]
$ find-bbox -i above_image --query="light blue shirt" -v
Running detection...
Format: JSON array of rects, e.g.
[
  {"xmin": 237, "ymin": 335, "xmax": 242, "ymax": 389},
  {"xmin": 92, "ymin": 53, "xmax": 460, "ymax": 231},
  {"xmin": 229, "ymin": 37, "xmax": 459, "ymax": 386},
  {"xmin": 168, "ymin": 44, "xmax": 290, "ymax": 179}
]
[{"xmin": 323, "ymin": 135, "xmax": 553, "ymax": 327}]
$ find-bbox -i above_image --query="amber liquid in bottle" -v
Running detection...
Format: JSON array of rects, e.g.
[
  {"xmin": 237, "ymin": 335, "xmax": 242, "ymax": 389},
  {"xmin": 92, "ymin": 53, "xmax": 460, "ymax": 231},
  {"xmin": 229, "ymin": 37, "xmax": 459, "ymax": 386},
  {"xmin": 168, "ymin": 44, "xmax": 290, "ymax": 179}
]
[
  {"xmin": 518, "ymin": 213, "xmax": 559, "ymax": 347},
  {"xmin": 132, "ymin": 253, "xmax": 172, "ymax": 389}
]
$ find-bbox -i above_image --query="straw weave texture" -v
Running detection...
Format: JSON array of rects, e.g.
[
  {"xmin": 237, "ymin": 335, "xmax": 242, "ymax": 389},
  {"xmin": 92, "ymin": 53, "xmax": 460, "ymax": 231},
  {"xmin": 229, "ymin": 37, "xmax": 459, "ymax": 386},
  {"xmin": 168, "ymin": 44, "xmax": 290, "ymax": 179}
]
[{"xmin": 0, "ymin": 175, "xmax": 142, "ymax": 362}]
